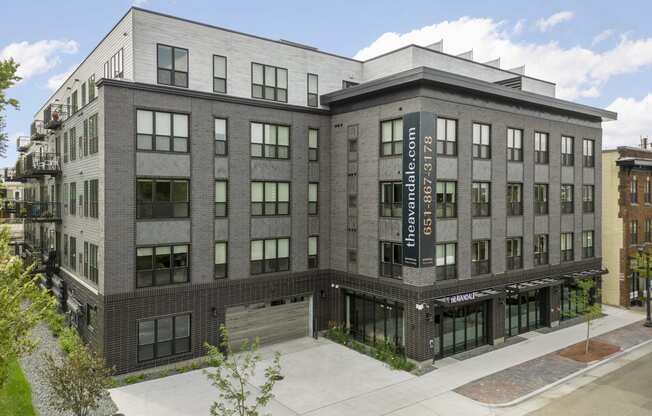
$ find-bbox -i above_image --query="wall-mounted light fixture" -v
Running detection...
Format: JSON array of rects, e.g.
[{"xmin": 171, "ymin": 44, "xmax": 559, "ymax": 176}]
[{"xmin": 211, "ymin": 307, "xmax": 218, "ymax": 318}]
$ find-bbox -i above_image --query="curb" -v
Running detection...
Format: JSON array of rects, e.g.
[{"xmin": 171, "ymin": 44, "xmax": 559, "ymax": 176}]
[{"xmin": 480, "ymin": 336, "xmax": 652, "ymax": 408}]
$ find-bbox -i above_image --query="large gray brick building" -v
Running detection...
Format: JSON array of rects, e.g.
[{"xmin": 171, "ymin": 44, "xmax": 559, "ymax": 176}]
[{"xmin": 13, "ymin": 7, "xmax": 616, "ymax": 373}]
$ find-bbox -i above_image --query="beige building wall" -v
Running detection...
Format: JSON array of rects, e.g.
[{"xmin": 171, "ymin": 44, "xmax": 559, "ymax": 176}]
[{"xmin": 601, "ymin": 150, "xmax": 622, "ymax": 305}]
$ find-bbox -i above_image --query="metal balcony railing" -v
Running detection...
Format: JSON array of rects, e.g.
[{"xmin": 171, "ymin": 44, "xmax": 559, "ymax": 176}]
[
  {"xmin": 15, "ymin": 153, "xmax": 61, "ymax": 179},
  {"xmin": 43, "ymin": 103, "xmax": 70, "ymax": 130},
  {"xmin": 16, "ymin": 136, "xmax": 31, "ymax": 153},
  {"xmin": 17, "ymin": 201, "xmax": 61, "ymax": 221},
  {"xmin": 30, "ymin": 120, "xmax": 46, "ymax": 140}
]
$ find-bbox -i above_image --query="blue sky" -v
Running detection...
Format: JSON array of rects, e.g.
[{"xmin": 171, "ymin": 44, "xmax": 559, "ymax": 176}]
[{"xmin": 2, "ymin": 0, "xmax": 652, "ymax": 165}]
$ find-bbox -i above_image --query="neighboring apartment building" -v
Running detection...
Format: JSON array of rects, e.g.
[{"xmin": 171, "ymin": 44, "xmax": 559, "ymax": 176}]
[
  {"xmin": 13, "ymin": 7, "xmax": 616, "ymax": 373},
  {"xmin": 602, "ymin": 142, "xmax": 652, "ymax": 307}
]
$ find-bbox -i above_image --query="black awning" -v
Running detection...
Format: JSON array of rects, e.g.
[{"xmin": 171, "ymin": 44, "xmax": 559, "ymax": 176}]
[
  {"xmin": 433, "ymin": 288, "xmax": 501, "ymax": 307},
  {"xmin": 507, "ymin": 277, "xmax": 560, "ymax": 293},
  {"xmin": 560, "ymin": 268, "xmax": 607, "ymax": 281}
]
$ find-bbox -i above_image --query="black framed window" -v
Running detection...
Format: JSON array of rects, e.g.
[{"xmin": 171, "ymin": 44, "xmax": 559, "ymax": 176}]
[
  {"xmin": 138, "ymin": 314, "xmax": 191, "ymax": 362},
  {"xmin": 534, "ymin": 184, "xmax": 548, "ymax": 215},
  {"xmin": 88, "ymin": 114, "xmax": 99, "ymax": 154},
  {"xmin": 561, "ymin": 232, "xmax": 574, "ymax": 262},
  {"xmin": 88, "ymin": 74, "xmax": 96, "ymax": 101},
  {"xmin": 534, "ymin": 234, "xmax": 548, "ymax": 266},
  {"xmin": 215, "ymin": 180, "xmax": 228, "ymax": 217},
  {"xmin": 64, "ymin": 131, "xmax": 68, "ymax": 163},
  {"xmin": 251, "ymin": 182, "xmax": 289, "ymax": 216},
  {"xmin": 88, "ymin": 243, "xmax": 98, "ymax": 284},
  {"xmin": 308, "ymin": 129, "xmax": 319, "ymax": 161},
  {"xmin": 380, "ymin": 241, "xmax": 402, "ymax": 279},
  {"xmin": 250, "ymin": 122, "xmax": 290, "ymax": 159},
  {"xmin": 561, "ymin": 184, "xmax": 574, "ymax": 214},
  {"xmin": 436, "ymin": 118, "xmax": 457, "ymax": 155},
  {"xmin": 213, "ymin": 55, "xmax": 227, "ymax": 93},
  {"xmin": 252, "ymin": 63, "xmax": 287, "ymax": 102},
  {"xmin": 583, "ymin": 185, "xmax": 594, "ymax": 213},
  {"xmin": 646, "ymin": 219, "xmax": 652, "ymax": 243},
  {"xmin": 561, "ymin": 136, "xmax": 574, "ymax": 166},
  {"xmin": 157, "ymin": 44, "xmax": 188, "ymax": 88},
  {"xmin": 250, "ymin": 238, "xmax": 290, "ymax": 274},
  {"xmin": 472, "ymin": 123, "xmax": 491, "ymax": 159},
  {"xmin": 583, "ymin": 139, "xmax": 595, "ymax": 167},
  {"xmin": 507, "ymin": 183, "xmax": 522, "ymax": 216},
  {"xmin": 308, "ymin": 236, "xmax": 318, "ymax": 269},
  {"xmin": 507, "ymin": 128, "xmax": 523, "ymax": 161},
  {"xmin": 631, "ymin": 220, "xmax": 639, "ymax": 245},
  {"xmin": 137, "ymin": 179, "xmax": 189, "ymax": 219},
  {"xmin": 89, "ymin": 179, "xmax": 99, "ymax": 218},
  {"xmin": 436, "ymin": 181, "xmax": 457, "ymax": 218},
  {"xmin": 63, "ymin": 234, "xmax": 68, "ymax": 267},
  {"xmin": 472, "ymin": 240, "xmax": 490, "ymax": 275},
  {"xmin": 215, "ymin": 242, "xmax": 227, "ymax": 279},
  {"xmin": 307, "ymin": 73, "xmax": 318, "ymax": 107},
  {"xmin": 70, "ymin": 126, "xmax": 76, "ymax": 161},
  {"xmin": 380, "ymin": 118, "xmax": 403, "ymax": 156},
  {"xmin": 215, "ymin": 118, "xmax": 228, "ymax": 155},
  {"xmin": 646, "ymin": 177, "xmax": 651, "ymax": 204},
  {"xmin": 631, "ymin": 176, "xmax": 639, "ymax": 204},
  {"xmin": 69, "ymin": 237, "xmax": 77, "ymax": 271},
  {"xmin": 582, "ymin": 231, "xmax": 594, "ymax": 258},
  {"xmin": 380, "ymin": 182, "xmax": 402, "ymax": 217},
  {"xmin": 81, "ymin": 82, "xmax": 87, "ymax": 107},
  {"xmin": 506, "ymin": 238, "xmax": 522, "ymax": 270},
  {"xmin": 535, "ymin": 132, "xmax": 548, "ymax": 164},
  {"xmin": 308, "ymin": 183, "xmax": 319, "ymax": 215},
  {"xmin": 472, "ymin": 182, "xmax": 490, "ymax": 217},
  {"xmin": 137, "ymin": 110, "xmax": 189, "ymax": 153},
  {"xmin": 71, "ymin": 90, "xmax": 78, "ymax": 114},
  {"xmin": 83, "ymin": 180, "xmax": 89, "ymax": 217},
  {"xmin": 103, "ymin": 48, "xmax": 124, "ymax": 80},
  {"xmin": 136, "ymin": 244, "xmax": 189, "ymax": 288},
  {"xmin": 436, "ymin": 243, "xmax": 456, "ymax": 280},
  {"xmin": 70, "ymin": 182, "xmax": 77, "ymax": 215}
]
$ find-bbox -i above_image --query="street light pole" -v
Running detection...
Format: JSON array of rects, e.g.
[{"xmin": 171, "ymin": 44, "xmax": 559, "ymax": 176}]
[{"xmin": 638, "ymin": 247, "xmax": 652, "ymax": 327}]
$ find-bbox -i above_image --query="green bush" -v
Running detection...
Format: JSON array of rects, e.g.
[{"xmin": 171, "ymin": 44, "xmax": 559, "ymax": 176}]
[
  {"xmin": 58, "ymin": 327, "xmax": 81, "ymax": 355},
  {"xmin": 124, "ymin": 374, "xmax": 146, "ymax": 385},
  {"xmin": 45, "ymin": 311, "xmax": 66, "ymax": 338},
  {"xmin": 158, "ymin": 369, "xmax": 170, "ymax": 378}
]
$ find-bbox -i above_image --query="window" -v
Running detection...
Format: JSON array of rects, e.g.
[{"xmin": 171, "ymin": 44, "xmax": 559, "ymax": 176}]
[
  {"xmin": 81, "ymin": 83, "xmax": 86, "ymax": 107},
  {"xmin": 250, "ymin": 122, "xmax": 290, "ymax": 159},
  {"xmin": 84, "ymin": 180, "xmax": 89, "ymax": 217},
  {"xmin": 70, "ymin": 127, "xmax": 76, "ymax": 161},
  {"xmin": 157, "ymin": 44, "xmax": 188, "ymax": 87},
  {"xmin": 561, "ymin": 185, "xmax": 574, "ymax": 214},
  {"xmin": 308, "ymin": 129, "xmax": 319, "ymax": 161},
  {"xmin": 308, "ymin": 183, "xmax": 318, "ymax": 215},
  {"xmin": 63, "ymin": 184, "xmax": 68, "ymax": 215},
  {"xmin": 89, "ymin": 179, "xmax": 99, "ymax": 218},
  {"xmin": 631, "ymin": 220, "xmax": 639, "ymax": 245},
  {"xmin": 472, "ymin": 240, "xmax": 490, "ymax": 275},
  {"xmin": 63, "ymin": 131, "xmax": 68, "ymax": 163},
  {"xmin": 534, "ymin": 132, "xmax": 549, "ymax": 164},
  {"xmin": 69, "ymin": 237, "xmax": 77, "ymax": 271},
  {"xmin": 136, "ymin": 244, "xmax": 189, "ymax": 287},
  {"xmin": 472, "ymin": 123, "xmax": 491, "ymax": 159},
  {"xmin": 534, "ymin": 184, "xmax": 548, "ymax": 215},
  {"xmin": 138, "ymin": 314, "xmax": 191, "ymax": 362},
  {"xmin": 631, "ymin": 176, "xmax": 639, "ymax": 204},
  {"xmin": 215, "ymin": 181, "xmax": 228, "ymax": 217},
  {"xmin": 86, "ymin": 305, "xmax": 97, "ymax": 331},
  {"xmin": 380, "ymin": 241, "xmax": 402, "ymax": 279},
  {"xmin": 308, "ymin": 236, "xmax": 318, "ymax": 269},
  {"xmin": 307, "ymin": 73, "xmax": 318, "ymax": 107},
  {"xmin": 582, "ymin": 231, "xmax": 594, "ymax": 258},
  {"xmin": 69, "ymin": 183, "xmax": 77, "ymax": 215},
  {"xmin": 646, "ymin": 177, "xmax": 651, "ymax": 204},
  {"xmin": 89, "ymin": 114, "xmax": 99, "ymax": 154},
  {"xmin": 561, "ymin": 232, "xmax": 574, "ymax": 262},
  {"xmin": 436, "ymin": 118, "xmax": 457, "ymax": 155},
  {"xmin": 646, "ymin": 219, "xmax": 652, "ymax": 243},
  {"xmin": 561, "ymin": 136, "xmax": 574, "ymax": 166},
  {"xmin": 137, "ymin": 110, "xmax": 189, "ymax": 152},
  {"xmin": 472, "ymin": 182, "xmax": 490, "ymax": 217},
  {"xmin": 88, "ymin": 74, "xmax": 96, "ymax": 101},
  {"xmin": 436, "ymin": 243, "xmax": 456, "ymax": 280},
  {"xmin": 507, "ymin": 128, "xmax": 523, "ymax": 161},
  {"xmin": 250, "ymin": 238, "xmax": 290, "ymax": 274},
  {"xmin": 83, "ymin": 119, "xmax": 89, "ymax": 157},
  {"xmin": 380, "ymin": 182, "xmax": 402, "ymax": 217},
  {"xmin": 251, "ymin": 63, "xmax": 288, "ymax": 102},
  {"xmin": 214, "ymin": 118, "xmax": 227, "ymax": 156},
  {"xmin": 137, "ymin": 179, "xmax": 189, "ymax": 219},
  {"xmin": 582, "ymin": 185, "xmax": 594, "ymax": 213},
  {"xmin": 71, "ymin": 90, "xmax": 78, "ymax": 114},
  {"xmin": 380, "ymin": 118, "xmax": 403, "ymax": 156},
  {"xmin": 583, "ymin": 139, "xmax": 595, "ymax": 167},
  {"xmin": 534, "ymin": 234, "xmax": 548, "ymax": 266},
  {"xmin": 215, "ymin": 242, "xmax": 227, "ymax": 279},
  {"xmin": 103, "ymin": 48, "xmax": 124, "ymax": 79},
  {"xmin": 436, "ymin": 181, "xmax": 456, "ymax": 218},
  {"xmin": 63, "ymin": 234, "xmax": 68, "ymax": 266},
  {"xmin": 251, "ymin": 181, "xmax": 289, "ymax": 217},
  {"xmin": 83, "ymin": 242, "xmax": 89, "ymax": 278},
  {"xmin": 212, "ymin": 55, "xmax": 227, "ymax": 93},
  {"xmin": 506, "ymin": 238, "xmax": 522, "ymax": 270},
  {"xmin": 88, "ymin": 243, "xmax": 98, "ymax": 283},
  {"xmin": 507, "ymin": 183, "xmax": 522, "ymax": 216}
]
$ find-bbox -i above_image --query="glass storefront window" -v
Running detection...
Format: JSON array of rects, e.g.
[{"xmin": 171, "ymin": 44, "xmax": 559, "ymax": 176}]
[
  {"xmin": 345, "ymin": 291, "xmax": 404, "ymax": 350},
  {"xmin": 435, "ymin": 301, "xmax": 488, "ymax": 358},
  {"xmin": 505, "ymin": 288, "xmax": 544, "ymax": 337}
]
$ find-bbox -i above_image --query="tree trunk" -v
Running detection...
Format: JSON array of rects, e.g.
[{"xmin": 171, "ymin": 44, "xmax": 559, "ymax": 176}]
[{"xmin": 585, "ymin": 319, "xmax": 591, "ymax": 355}]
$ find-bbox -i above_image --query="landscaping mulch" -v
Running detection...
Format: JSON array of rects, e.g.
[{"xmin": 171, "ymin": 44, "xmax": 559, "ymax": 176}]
[{"xmin": 558, "ymin": 340, "xmax": 620, "ymax": 363}]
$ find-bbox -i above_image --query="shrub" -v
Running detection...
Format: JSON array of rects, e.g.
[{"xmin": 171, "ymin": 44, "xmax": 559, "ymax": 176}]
[
  {"xmin": 124, "ymin": 374, "xmax": 146, "ymax": 385},
  {"xmin": 58, "ymin": 327, "xmax": 81, "ymax": 355},
  {"xmin": 45, "ymin": 312, "xmax": 66, "ymax": 338},
  {"xmin": 159, "ymin": 369, "xmax": 170, "ymax": 378}
]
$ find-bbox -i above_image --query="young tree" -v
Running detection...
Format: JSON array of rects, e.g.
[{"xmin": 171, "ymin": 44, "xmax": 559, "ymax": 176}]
[
  {"xmin": 204, "ymin": 325, "xmax": 282, "ymax": 416},
  {"xmin": 0, "ymin": 227, "xmax": 54, "ymax": 389},
  {"xmin": 0, "ymin": 58, "xmax": 21, "ymax": 157},
  {"xmin": 568, "ymin": 278, "xmax": 602, "ymax": 355},
  {"xmin": 40, "ymin": 334, "xmax": 113, "ymax": 416}
]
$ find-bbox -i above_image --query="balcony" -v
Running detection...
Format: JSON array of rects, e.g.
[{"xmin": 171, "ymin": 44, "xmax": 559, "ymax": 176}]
[
  {"xmin": 3, "ymin": 201, "xmax": 61, "ymax": 222},
  {"xmin": 16, "ymin": 136, "xmax": 31, "ymax": 153},
  {"xmin": 43, "ymin": 103, "xmax": 70, "ymax": 130},
  {"xmin": 30, "ymin": 120, "xmax": 47, "ymax": 141},
  {"xmin": 15, "ymin": 153, "xmax": 61, "ymax": 179},
  {"xmin": 2, "ymin": 168, "xmax": 17, "ymax": 182}
]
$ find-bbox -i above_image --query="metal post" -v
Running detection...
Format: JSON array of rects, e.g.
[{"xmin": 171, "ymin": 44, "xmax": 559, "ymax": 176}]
[{"xmin": 646, "ymin": 255, "xmax": 652, "ymax": 327}]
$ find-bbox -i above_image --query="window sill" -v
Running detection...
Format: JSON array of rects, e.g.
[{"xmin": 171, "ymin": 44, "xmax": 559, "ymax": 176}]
[
  {"xmin": 136, "ymin": 150, "xmax": 190, "ymax": 155},
  {"xmin": 136, "ymin": 217, "xmax": 191, "ymax": 222}
]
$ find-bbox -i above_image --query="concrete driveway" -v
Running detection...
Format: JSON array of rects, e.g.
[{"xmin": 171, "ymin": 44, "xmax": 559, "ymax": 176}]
[{"xmin": 110, "ymin": 337, "xmax": 414, "ymax": 416}]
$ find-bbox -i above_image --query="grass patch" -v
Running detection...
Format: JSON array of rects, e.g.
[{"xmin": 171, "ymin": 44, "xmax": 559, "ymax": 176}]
[{"xmin": 0, "ymin": 358, "xmax": 36, "ymax": 416}]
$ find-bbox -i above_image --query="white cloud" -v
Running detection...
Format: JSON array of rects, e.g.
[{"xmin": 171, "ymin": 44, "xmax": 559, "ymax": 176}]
[
  {"xmin": 535, "ymin": 11, "xmax": 575, "ymax": 32},
  {"xmin": 0, "ymin": 40, "xmax": 78, "ymax": 80},
  {"xmin": 592, "ymin": 29, "xmax": 615, "ymax": 46},
  {"xmin": 353, "ymin": 17, "xmax": 652, "ymax": 100},
  {"xmin": 512, "ymin": 19, "xmax": 526, "ymax": 35},
  {"xmin": 133, "ymin": 0, "xmax": 149, "ymax": 6},
  {"xmin": 47, "ymin": 67, "xmax": 75, "ymax": 91},
  {"xmin": 603, "ymin": 94, "xmax": 652, "ymax": 149}
]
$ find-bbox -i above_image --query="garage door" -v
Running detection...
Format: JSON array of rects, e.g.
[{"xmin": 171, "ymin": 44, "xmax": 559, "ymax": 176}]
[{"xmin": 226, "ymin": 296, "xmax": 311, "ymax": 348}]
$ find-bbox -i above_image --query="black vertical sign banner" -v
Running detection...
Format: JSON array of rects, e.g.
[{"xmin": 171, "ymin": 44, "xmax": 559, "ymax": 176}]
[{"xmin": 402, "ymin": 112, "xmax": 435, "ymax": 268}]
